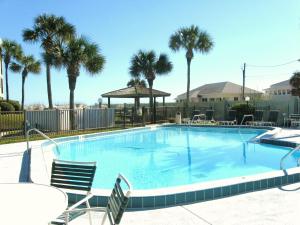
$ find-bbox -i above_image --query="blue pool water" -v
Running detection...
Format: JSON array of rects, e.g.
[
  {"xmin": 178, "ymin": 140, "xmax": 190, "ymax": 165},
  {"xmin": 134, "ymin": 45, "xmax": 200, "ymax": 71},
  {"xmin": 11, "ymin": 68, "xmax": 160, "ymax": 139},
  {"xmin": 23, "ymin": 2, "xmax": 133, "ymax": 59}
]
[{"xmin": 53, "ymin": 126, "xmax": 300, "ymax": 190}]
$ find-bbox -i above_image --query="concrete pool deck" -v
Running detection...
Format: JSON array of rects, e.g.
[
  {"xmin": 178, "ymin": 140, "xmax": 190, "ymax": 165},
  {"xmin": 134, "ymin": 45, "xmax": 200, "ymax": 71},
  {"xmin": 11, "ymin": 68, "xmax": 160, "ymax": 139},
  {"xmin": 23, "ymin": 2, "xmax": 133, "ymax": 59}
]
[{"xmin": 1, "ymin": 128, "xmax": 300, "ymax": 224}]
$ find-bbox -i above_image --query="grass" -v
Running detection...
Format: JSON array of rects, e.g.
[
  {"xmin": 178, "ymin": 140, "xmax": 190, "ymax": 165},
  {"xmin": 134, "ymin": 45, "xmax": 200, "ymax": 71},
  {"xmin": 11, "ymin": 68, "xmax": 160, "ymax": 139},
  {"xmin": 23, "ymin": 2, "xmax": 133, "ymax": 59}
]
[{"xmin": 0, "ymin": 127, "xmax": 129, "ymax": 145}]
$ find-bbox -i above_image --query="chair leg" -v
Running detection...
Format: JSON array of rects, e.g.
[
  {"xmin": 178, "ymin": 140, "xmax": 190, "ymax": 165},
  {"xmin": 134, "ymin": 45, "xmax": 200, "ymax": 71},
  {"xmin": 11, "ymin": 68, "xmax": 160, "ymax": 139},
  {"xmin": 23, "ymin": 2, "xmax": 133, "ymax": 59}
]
[
  {"xmin": 86, "ymin": 200, "xmax": 93, "ymax": 225},
  {"xmin": 101, "ymin": 211, "xmax": 108, "ymax": 225}
]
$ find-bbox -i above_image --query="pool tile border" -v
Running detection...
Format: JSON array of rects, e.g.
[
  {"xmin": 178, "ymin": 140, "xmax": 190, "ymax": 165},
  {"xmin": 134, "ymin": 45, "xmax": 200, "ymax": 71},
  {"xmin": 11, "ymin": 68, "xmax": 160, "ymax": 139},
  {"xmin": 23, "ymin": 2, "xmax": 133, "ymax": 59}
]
[{"xmin": 67, "ymin": 169, "xmax": 300, "ymax": 209}]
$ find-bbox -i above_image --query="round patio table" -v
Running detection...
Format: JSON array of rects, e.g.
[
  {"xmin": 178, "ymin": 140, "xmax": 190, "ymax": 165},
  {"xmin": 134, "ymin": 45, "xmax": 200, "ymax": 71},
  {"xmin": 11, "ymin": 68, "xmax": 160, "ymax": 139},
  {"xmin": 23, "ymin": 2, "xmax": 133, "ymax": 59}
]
[{"xmin": 0, "ymin": 183, "xmax": 68, "ymax": 225}]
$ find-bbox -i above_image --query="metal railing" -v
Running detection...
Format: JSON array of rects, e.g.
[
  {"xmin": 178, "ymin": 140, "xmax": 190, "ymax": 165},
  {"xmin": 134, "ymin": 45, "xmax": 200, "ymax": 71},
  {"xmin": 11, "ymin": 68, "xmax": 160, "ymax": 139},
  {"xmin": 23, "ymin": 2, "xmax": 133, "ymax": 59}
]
[
  {"xmin": 26, "ymin": 128, "xmax": 59, "ymax": 152},
  {"xmin": 280, "ymin": 145, "xmax": 300, "ymax": 170},
  {"xmin": 240, "ymin": 114, "xmax": 254, "ymax": 126},
  {"xmin": 26, "ymin": 128, "xmax": 60, "ymax": 179}
]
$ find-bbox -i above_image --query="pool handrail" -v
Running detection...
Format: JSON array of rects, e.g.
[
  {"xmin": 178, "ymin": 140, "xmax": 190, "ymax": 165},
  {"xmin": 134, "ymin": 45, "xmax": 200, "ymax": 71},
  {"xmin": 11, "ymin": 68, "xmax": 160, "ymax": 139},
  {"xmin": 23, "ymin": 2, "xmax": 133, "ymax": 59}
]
[
  {"xmin": 26, "ymin": 128, "xmax": 59, "ymax": 153},
  {"xmin": 280, "ymin": 145, "xmax": 300, "ymax": 170},
  {"xmin": 240, "ymin": 114, "xmax": 254, "ymax": 126},
  {"xmin": 26, "ymin": 128, "xmax": 60, "ymax": 179}
]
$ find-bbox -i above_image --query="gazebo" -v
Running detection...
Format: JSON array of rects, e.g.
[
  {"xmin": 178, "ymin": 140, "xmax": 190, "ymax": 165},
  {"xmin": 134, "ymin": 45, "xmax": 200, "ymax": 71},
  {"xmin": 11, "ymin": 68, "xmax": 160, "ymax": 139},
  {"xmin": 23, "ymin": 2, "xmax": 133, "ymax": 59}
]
[{"xmin": 101, "ymin": 86, "xmax": 171, "ymax": 108}]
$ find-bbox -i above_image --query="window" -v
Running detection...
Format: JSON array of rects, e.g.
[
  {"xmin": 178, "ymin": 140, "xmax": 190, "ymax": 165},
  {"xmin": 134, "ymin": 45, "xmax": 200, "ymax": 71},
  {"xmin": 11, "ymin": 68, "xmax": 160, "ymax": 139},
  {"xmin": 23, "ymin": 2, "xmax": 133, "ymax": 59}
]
[
  {"xmin": 273, "ymin": 90, "xmax": 277, "ymax": 95},
  {"xmin": 234, "ymin": 97, "xmax": 238, "ymax": 101},
  {"xmin": 282, "ymin": 90, "xmax": 286, "ymax": 95},
  {"xmin": 278, "ymin": 90, "xmax": 282, "ymax": 95},
  {"xmin": 202, "ymin": 98, "xmax": 207, "ymax": 102},
  {"xmin": 209, "ymin": 98, "xmax": 215, "ymax": 102},
  {"xmin": 287, "ymin": 89, "xmax": 291, "ymax": 94}
]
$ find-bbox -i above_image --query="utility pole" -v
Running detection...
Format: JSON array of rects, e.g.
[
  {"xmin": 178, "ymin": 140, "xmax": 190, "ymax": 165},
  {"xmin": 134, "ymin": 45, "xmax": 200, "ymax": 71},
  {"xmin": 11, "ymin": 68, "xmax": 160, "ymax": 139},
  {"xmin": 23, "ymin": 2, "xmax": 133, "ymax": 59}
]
[{"xmin": 242, "ymin": 63, "xmax": 246, "ymax": 100}]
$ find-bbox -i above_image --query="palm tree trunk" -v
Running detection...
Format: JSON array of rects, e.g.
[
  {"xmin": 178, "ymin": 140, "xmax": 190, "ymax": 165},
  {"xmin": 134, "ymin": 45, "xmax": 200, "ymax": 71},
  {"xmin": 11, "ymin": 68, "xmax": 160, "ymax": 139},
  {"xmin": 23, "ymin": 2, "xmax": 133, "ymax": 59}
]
[
  {"xmin": 186, "ymin": 58, "xmax": 191, "ymax": 109},
  {"xmin": 46, "ymin": 63, "xmax": 53, "ymax": 109},
  {"xmin": 21, "ymin": 74, "xmax": 26, "ymax": 110},
  {"xmin": 5, "ymin": 63, "xmax": 9, "ymax": 101},
  {"xmin": 68, "ymin": 75, "xmax": 77, "ymax": 130},
  {"xmin": 148, "ymin": 80, "xmax": 154, "ymax": 123}
]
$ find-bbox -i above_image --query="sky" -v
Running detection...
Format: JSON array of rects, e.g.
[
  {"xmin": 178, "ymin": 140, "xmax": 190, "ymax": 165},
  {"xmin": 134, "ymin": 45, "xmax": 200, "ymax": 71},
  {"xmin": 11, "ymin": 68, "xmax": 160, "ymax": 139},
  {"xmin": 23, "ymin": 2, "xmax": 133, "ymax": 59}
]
[{"xmin": 1, "ymin": 0, "xmax": 300, "ymax": 106}]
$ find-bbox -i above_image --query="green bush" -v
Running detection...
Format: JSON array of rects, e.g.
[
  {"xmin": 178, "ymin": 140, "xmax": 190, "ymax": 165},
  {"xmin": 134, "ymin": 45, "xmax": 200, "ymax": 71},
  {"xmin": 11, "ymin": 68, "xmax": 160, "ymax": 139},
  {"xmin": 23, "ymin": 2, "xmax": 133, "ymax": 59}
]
[
  {"xmin": 231, "ymin": 103, "xmax": 255, "ymax": 124},
  {"xmin": 0, "ymin": 102, "xmax": 15, "ymax": 112},
  {"xmin": 7, "ymin": 100, "xmax": 21, "ymax": 111}
]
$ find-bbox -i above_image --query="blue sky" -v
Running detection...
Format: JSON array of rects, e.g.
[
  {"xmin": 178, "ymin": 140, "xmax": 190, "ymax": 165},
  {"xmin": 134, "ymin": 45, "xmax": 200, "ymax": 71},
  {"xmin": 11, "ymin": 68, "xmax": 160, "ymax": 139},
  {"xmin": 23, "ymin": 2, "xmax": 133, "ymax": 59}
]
[{"xmin": 1, "ymin": 0, "xmax": 300, "ymax": 106}]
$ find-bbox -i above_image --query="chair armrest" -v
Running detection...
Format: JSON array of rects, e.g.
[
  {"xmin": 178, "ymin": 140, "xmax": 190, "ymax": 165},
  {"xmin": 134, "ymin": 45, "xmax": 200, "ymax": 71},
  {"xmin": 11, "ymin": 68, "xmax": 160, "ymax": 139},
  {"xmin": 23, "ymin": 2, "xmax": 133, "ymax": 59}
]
[
  {"xmin": 65, "ymin": 207, "xmax": 106, "ymax": 214},
  {"xmin": 68, "ymin": 192, "xmax": 94, "ymax": 211}
]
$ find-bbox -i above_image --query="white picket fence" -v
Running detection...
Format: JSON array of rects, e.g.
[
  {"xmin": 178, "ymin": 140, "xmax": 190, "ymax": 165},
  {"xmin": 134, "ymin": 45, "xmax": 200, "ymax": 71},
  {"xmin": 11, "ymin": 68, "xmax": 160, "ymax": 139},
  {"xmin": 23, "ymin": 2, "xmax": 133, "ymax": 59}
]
[{"xmin": 25, "ymin": 108, "xmax": 115, "ymax": 132}]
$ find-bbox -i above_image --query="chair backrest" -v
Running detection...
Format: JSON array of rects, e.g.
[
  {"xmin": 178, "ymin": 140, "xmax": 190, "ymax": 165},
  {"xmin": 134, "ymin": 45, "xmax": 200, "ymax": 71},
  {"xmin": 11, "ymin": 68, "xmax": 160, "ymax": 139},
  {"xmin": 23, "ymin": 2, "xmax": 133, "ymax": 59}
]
[
  {"xmin": 190, "ymin": 110, "xmax": 201, "ymax": 119},
  {"xmin": 50, "ymin": 160, "xmax": 96, "ymax": 192},
  {"xmin": 106, "ymin": 174, "xmax": 132, "ymax": 225},
  {"xmin": 227, "ymin": 110, "xmax": 236, "ymax": 121},
  {"xmin": 254, "ymin": 110, "xmax": 264, "ymax": 121},
  {"xmin": 205, "ymin": 110, "xmax": 214, "ymax": 120},
  {"xmin": 290, "ymin": 114, "xmax": 300, "ymax": 120},
  {"xmin": 268, "ymin": 110, "xmax": 279, "ymax": 123}
]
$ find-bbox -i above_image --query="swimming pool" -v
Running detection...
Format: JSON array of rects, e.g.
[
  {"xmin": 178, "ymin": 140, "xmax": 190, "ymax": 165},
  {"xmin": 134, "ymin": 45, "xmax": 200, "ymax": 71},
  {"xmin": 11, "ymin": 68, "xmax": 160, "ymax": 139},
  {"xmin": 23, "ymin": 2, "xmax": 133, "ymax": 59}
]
[{"xmin": 52, "ymin": 126, "xmax": 300, "ymax": 190}]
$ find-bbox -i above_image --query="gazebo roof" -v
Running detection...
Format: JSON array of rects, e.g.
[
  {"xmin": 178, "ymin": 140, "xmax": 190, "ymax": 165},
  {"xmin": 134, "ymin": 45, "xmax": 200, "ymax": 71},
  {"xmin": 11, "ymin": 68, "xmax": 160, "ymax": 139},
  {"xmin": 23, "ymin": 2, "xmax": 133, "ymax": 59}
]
[{"xmin": 102, "ymin": 86, "xmax": 171, "ymax": 98}]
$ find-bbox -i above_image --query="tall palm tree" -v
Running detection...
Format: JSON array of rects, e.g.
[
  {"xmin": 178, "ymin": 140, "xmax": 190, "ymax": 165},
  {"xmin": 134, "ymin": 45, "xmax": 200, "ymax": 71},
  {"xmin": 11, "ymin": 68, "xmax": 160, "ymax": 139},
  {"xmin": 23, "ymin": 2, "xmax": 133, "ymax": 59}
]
[
  {"xmin": 169, "ymin": 25, "xmax": 214, "ymax": 107},
  {"xmin": 10, "ymin": 55, "xmax": 41, "ymax": 110},
  {"xmin": 290, "ymin": 72, "xmax": 300, "ymax": 96},
  {"xmin": 129, "ymin": 50, "xmax": 172, "ymax": 122},
  {"xmin": 1, "ymin": 40, "xmax": 22, "ymax": 101},
  {"xmin": 23, "ymin": 14, "xmax": 75, "ymax": 109},
  {"xmin": 59, "ymin": 36, "xmax": 105, "ymax": 129}
]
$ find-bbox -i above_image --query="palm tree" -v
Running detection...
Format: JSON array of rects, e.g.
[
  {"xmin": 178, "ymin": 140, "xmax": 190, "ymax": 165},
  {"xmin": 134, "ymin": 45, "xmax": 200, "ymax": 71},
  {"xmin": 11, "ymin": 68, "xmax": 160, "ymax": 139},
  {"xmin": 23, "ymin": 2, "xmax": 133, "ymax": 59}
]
[
  {"xmin": 10, "ymin": 55, "xmax": 41, "ymax": 110},
  {"xmin": 290, "ymin": 72, "xmax": 300, "ymax": 96},
  {"xmin": 127, "ymin": 78, "xmax": 147, "ymax": 88},
  {"xmin": 127, "ymin": 77, "xmax": 147, "ymax": 110},
  {"xmin": 59, "ymin": 36, "xmax": 105, "ymax": 129},
  {"xmin": 1, "ymin": 40, "xmax": 22, "ymax": 101},
  {"xmin": 169, "ymin": 25, "xmax": 214, "ymax": 107},
  {"xmin": 23, "ymin": 14, "xmax": 75, "ymax": 109},
  {"xmin": 129, "ymin": 50, "xmax": 172, "ymax": 122}
]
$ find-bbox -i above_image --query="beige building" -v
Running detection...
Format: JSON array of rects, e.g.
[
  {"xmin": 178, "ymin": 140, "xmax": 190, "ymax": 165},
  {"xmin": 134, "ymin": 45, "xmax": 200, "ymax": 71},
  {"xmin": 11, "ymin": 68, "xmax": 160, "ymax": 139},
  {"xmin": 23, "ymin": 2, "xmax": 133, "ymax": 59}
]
[
  {"xmin": 0, "ymin": 38, "xmax": 3, "ymax": 99},
  {"xmin": 176, "ymin": 81, "xmax": 262, "ymax": 103},
  {"xmin": 264, "ymin": 80, "xmax": 292, "ymax": 98}
]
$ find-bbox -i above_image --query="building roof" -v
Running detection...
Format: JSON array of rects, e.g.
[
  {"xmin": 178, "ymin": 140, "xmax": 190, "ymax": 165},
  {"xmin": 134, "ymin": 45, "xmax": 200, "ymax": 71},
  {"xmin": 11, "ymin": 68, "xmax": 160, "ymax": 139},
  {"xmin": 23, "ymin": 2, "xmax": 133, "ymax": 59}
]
[
  {"xmin": 269, "ymin": 80, "xmax": 291, "ymax": 88},
  {"xmin": 102, "ymin": 86, "xmax": 171, "ymax": 98},
  {"xmin": 176, "ymin": 81, "xmax": 262, "ymax": 100}
]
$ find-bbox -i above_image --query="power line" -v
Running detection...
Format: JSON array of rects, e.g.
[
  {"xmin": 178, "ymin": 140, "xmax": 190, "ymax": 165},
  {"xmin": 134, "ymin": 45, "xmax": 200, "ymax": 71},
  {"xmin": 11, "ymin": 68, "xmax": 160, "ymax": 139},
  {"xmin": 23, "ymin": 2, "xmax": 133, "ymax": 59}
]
[
  {"xmin": 247, "ymin": 59, "xmax": 300, "ymax": 68},
  {"xmin": 247, "ymin": 73, "xmax": 293, "ymax": 78}
]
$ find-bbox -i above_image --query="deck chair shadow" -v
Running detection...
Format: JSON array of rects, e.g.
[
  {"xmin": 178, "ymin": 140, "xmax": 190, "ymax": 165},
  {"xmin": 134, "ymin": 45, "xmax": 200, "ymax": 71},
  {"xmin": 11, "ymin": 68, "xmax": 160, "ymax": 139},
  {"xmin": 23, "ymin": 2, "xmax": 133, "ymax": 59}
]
[
  {"xmin": 50, "ymin": 159, "xmax": 97, "ymax": 225},
  {"xmin": 218, "ymin": 110, "xmax": 237, "ymax": 125},
  {"xmin": 58, "ymin": 174, "xmax": 132, "ymax": 225}
]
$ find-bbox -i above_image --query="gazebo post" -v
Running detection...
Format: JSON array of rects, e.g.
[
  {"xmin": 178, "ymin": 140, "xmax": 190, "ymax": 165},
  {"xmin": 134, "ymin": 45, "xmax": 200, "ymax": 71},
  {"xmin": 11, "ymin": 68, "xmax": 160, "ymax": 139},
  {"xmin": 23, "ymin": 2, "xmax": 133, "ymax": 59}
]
[
  {"xmin": 108, "ymin": 97, "xmax": 111, "ymax": 108},
  {"xmin": 163, "ymin": 97, "xmax": 165, "ymax": 106}
]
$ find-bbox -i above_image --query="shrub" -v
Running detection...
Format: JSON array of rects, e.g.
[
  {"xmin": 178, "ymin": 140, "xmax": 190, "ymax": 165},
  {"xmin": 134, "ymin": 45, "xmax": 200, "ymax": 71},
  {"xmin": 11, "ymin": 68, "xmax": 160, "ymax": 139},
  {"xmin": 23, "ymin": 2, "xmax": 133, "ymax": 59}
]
[
  {"xmin": 231, "ymin": 103, "xmax": 255, "ymax": 124},
  {"xmin": 7, "ymin": 100, "xmax": 21, "ymax": 111},
  {"xmin": 0, "ymin": 101, "xmax": 15, "ymax": 112}
]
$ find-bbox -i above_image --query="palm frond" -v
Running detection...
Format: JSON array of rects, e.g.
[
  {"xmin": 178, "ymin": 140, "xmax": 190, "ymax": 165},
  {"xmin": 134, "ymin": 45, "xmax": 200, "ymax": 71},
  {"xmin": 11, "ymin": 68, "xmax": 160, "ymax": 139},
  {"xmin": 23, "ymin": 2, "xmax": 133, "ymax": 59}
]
[
  {"xmin": 196, "ymin": 31, "xmax": 214, "ymax": 53},
  {"xmin": 156, "ymin": 54, "xmax": 173, "ymax": 74},
  {"xmin": 290, "ymin": 72, "xmax": 300, "ymax": 89},
  {"xmin": 85, "ymin": 54, "xmax": 105, "ymax": 74},
  {"xmin": 9, "ymin": 62, "xmax": 22, "ymax": 72},
  {"xmin": 169, "ymin": 32, "xmax": 182, "ymax": 51},
  {"xmin": 22, "ymin": 29, "xmax": 38, "ymax": 42}
]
